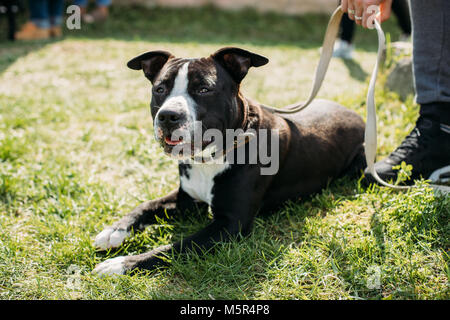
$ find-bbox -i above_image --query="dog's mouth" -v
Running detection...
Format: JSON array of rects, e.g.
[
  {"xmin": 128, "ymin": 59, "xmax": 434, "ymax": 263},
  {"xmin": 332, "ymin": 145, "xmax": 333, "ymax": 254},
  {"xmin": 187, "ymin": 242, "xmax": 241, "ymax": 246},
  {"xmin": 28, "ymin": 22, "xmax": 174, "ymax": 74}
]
[
  {"xmin": 164, "ymin": 136, "xmax": 184, "ymax": 146},
  {"xmin": 162, "ymin": 134, "xmax": 216, "ymax": 153}
]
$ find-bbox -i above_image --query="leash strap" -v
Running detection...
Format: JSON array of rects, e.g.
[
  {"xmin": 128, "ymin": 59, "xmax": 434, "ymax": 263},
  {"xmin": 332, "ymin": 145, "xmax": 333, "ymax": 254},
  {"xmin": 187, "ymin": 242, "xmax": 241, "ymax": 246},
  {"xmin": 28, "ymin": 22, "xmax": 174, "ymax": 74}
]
[
  {"xmin": 262, "ymin": 5, "xmax": 450, "ymax": 193},
  {"xmin": 262, "ymin": 5, "xmax": 344, "ymax": 115},
  {"xmin": 364, "ymin": 19, "xmax": 409, "ymax": 189}
]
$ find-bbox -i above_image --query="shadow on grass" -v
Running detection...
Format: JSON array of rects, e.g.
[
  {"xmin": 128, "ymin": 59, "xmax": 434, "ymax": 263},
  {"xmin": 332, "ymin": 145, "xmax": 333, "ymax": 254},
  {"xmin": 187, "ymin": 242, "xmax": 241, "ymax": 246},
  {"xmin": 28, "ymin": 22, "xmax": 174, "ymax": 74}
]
[
  {"xmin": 0, "ymin": 10, "xmax": 56, "ymax": 74},
  {"xmin": 342, "ymin": 58, "xmax": 369, "ymax": 81},
  {"xmin": 0, "ymin": 5, "xmax": 63, "ymax": 74},
  {"xmin": 0, "ymin": 40, "xmax": 63, "ymax": 74},
  {"xmin": 68, "ymin": 5, "xmax": 404, "ymax": 51},
  {"xmin": 69, "ymin": 5, "xmax": 404, "ymax": 52},
  {"xmin": 0, "ymin": 5, "xmax": 404, "ymax": 75}
]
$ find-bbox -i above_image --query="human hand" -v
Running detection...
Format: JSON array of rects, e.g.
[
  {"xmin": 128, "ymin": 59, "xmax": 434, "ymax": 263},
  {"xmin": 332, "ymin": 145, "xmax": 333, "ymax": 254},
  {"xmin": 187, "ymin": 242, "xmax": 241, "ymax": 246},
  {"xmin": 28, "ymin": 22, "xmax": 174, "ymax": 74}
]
[{"xmin": 341, "ymin": 0, "xmax": 393, "ymax": 28}]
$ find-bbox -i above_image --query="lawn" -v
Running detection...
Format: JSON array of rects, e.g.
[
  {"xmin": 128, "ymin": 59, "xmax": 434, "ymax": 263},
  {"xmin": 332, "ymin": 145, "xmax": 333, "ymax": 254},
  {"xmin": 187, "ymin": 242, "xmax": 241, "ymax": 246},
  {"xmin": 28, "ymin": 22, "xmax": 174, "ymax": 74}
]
[{"xmin": 0, "ymin": 5, "xmax": 448, "ymax": 300}]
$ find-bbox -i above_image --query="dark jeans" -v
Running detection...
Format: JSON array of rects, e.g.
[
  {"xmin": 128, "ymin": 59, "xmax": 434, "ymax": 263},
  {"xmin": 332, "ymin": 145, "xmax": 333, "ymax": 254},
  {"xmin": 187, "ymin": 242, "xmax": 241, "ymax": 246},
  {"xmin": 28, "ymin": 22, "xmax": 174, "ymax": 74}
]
[
  {"xmin": 73, "ymin": 0, "xmax": 111, "ymax": 6},
  {"xmin": 29, "ymin": 0, "xmax": 64, "ymax": 28},
  {"xmin": 339, "ymin": 0, "xmax": 412, "ymax": 43},
  {"xmin": 410, "ymin": 0, "xmax": 450, "ymax": 105},
  {"xmin": 411, "ymin": 0, "xmax": 450, "ymax": 124}
]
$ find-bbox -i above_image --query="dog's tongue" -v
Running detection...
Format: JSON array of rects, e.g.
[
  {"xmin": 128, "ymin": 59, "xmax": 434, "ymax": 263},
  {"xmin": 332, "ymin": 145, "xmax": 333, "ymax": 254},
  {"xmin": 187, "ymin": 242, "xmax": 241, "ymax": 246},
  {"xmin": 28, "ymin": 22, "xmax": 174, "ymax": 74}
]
[{"xmin": 165, "ymin": 136, "xmax": 183, "ymax": 146}]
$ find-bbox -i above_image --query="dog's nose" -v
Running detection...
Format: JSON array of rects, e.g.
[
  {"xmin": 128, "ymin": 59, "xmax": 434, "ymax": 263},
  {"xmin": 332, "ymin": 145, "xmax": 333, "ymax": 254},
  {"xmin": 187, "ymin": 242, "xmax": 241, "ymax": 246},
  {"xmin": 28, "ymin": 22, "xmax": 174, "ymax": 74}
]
[{"xmin": 157, "ymin": 109, "xmax": 186, "ymax": 126}]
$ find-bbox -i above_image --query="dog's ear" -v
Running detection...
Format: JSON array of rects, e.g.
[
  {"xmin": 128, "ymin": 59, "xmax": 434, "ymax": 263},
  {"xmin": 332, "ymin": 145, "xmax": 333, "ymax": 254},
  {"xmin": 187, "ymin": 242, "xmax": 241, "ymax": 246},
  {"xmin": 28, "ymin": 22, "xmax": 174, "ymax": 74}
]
[
  {"xmin": 127, "ymin": 50, "xmax": 174, "ymax": 83},
  {"xmin": 211, "ymin": 47, "xmax": 269, "ymax": 83}
]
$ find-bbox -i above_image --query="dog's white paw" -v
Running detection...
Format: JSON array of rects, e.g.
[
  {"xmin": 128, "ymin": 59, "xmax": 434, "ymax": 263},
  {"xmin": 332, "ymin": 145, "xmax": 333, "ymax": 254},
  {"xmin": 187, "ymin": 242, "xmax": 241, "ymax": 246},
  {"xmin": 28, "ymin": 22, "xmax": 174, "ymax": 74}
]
[
  {"xmin": 93, "ymin": 256, "xmax": 127, "ymax": 276},
  {"xmin": 94, "ymin": 227, "xmax": 130, "ymax": 250}
]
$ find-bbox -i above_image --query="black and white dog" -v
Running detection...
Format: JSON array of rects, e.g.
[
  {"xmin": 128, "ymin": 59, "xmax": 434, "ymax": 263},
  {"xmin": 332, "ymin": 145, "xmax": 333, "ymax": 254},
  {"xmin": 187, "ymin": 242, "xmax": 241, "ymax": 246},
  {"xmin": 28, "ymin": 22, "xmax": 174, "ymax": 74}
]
[{"xmin": 93, "ymin": 47, "xmax": 365, "ymax": 275}]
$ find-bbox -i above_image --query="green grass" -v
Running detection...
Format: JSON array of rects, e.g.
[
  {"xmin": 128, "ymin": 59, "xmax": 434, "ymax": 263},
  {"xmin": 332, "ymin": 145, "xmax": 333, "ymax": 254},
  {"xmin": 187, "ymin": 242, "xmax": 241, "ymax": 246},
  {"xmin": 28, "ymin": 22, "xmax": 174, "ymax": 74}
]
[{"xmin": 0, "ymin": 5, "xmax": 448, "ymax": 300}]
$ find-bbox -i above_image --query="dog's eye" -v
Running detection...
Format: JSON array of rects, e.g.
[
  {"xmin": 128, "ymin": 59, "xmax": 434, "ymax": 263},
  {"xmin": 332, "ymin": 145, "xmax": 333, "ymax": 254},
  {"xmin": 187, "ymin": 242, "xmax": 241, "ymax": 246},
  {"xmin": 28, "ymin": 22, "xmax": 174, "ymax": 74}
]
[
  {"xmin": 154, "ymin": 86, "xmax": 166, "ymax": 94},
  {"xmin": 198, "ymin": 87, "xmax": 211, "ymax": 94}
]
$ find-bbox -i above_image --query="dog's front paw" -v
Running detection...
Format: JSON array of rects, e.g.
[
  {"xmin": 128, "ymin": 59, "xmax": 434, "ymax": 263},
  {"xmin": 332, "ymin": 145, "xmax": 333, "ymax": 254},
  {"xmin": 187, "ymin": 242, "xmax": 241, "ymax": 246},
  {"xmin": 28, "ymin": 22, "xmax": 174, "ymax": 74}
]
[
  {"xmin": 93, "ymin": 256, "xmax": 128, "ymax": 276},
  {"xmin": 94, "ymin": 227, "xmax": 130, "ymax": 250}
]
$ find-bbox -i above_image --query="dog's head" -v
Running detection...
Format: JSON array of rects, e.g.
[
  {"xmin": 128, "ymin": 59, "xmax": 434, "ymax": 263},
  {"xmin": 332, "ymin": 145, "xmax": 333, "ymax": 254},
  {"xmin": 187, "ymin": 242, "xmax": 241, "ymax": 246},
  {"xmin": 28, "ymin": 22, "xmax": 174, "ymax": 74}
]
[{"xmin": 127, "ymin": 47, "xmax": 268, "ymax": 158}]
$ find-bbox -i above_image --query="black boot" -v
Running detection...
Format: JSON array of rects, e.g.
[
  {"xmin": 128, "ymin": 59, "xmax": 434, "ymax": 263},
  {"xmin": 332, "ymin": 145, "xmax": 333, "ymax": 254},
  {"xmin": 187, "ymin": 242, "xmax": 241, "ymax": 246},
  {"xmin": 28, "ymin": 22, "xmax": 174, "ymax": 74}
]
[{"xmin": 364, "ymin": 111, "xmax": 450, "ymax": 185}]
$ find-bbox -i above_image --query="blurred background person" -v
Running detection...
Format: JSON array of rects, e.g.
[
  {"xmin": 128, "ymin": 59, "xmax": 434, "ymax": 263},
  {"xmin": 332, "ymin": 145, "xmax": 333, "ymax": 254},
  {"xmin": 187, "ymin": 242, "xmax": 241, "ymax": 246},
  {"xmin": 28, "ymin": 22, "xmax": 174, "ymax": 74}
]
[
  {"xmin": 74, "ymin": 0, "xmax": 110, "ymax": 24},
  {"xmin": 15, "ymin": 0, "xmax": 64, "ymax": 40},
  {"xmin": 334, "ymin": 0, "xmax": 411, "ymax": 59}
]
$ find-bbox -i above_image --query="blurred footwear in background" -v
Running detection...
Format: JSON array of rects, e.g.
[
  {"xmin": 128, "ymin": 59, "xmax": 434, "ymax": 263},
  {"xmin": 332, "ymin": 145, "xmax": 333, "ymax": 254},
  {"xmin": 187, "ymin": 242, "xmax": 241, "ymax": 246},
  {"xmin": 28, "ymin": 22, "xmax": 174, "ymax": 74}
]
[
  {"xmin": 332, "ymin": 39, "xmax": 354, "ymax": 60},
  {"xmin": 89, "ymin": 5, "xmax": 108, "ymax": 22},
  {"xmin": 50, "ymin": 25, "xmax": 62, "ymax": 37},
  {"xmin": 76, "ymin": 0, "xmax": 110, "ymax": 24},
  {"xmin": 15, "ymin": 21, "xmax": 50, "ymax": 40},
  {"xmin": 16, "ymin": 0, "xmax": 64, "ymax": 41},
  {"xmin": 399, "ymin": 33, "xmax": 411, "ymax": 42}
]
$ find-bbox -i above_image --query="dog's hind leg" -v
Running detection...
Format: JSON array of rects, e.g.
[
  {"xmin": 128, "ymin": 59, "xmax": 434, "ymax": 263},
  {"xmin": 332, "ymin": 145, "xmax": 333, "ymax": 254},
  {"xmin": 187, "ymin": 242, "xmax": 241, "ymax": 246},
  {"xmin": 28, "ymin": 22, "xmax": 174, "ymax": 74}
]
[{"xmin": 94, "ymin": 188, "xmax": 206, "ymax": 250}]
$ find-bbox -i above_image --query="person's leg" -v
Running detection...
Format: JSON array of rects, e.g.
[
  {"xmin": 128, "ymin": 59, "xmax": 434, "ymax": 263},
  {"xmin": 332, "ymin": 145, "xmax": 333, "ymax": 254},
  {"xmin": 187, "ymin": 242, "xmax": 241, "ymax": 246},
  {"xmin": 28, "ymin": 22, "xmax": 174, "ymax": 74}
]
[
  {"xmin": 73, "ymin": 0, "xmax": 90, "ymax": 22},
  {"xmin": 334, "ymin": 13, "xmax": 355, "ymax": 59},
  {"xmin": 15, "ymin": 0, "xmax": 51, "ymax": 40},
  {"xmin": 91, "ymin": 0, "xmax": 111, "ymax": 21},
  {"xmin": 340, "ymin": 13, "xmax": 356, "ymax": 43},
  {"xmin": 29, "ymin": 0, "xmax": 50, "ymax": 29},
  {"xmin": 81, "ymin": 0, "xmax": 110, "ymax": 24},
  {"xmin": 74, "ymin": 0, "xmax": 89, "ymax": 7},
  {"xmin": 366, "ymin": 0, "xmax": 450, "ymax": 184},
  {"xmin": 47, "ymin": 0, "xmax": 65, "ymax": 37},
  {"xmin": 411, "ymin": 0, "xmax": 450, "ymax": 115},
  {"xmin": 391, "ymin": 0, "xmax": 411, "ymax": 36},
  {"xmin": 413, "ymin": 0, "xmax": 450, "ymax": 163},
  {"xmin": 48, "ymin": 0, "xmax": 64, "ymax": 27},
  {"xmin": 96, "ymin": 0, "xmax": 111, "ymax": 7}
]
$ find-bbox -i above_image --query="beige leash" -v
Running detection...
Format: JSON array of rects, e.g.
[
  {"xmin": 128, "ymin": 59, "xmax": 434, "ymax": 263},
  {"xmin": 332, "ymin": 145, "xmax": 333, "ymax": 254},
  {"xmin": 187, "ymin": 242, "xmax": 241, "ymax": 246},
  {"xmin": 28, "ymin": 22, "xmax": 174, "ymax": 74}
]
[
  {"xmin": 262, "ymin": 5, "xmax": 450, "ymax": 194},
  {"xmin": 262, "ymin": 6, "xmax": 344, "ymax": 115}
]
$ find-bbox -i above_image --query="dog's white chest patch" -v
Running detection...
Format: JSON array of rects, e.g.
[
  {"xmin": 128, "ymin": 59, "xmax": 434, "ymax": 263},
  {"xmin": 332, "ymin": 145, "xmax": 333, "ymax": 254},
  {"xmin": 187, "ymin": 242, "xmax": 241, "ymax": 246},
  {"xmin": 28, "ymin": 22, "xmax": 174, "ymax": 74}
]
[{"xmin": 180, "ymin": 162, "xmax": 230, "ymax": 205}]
